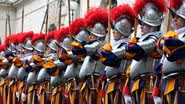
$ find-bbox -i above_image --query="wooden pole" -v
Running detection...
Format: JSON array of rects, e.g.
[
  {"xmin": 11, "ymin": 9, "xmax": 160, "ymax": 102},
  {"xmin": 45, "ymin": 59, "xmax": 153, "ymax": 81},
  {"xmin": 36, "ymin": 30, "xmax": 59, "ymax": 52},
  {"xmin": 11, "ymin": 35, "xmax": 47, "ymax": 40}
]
[
  {"xmin": 8, "ymin": 7, "xmax": 12, "ymax": 51},
  {"xmin": 165, "ymin": 0, "xmax": 172, "ymax": 33},
  {"xmin": 58, "ymin": 0, "xmax": 62, "ymax": 29},
  {"xmin": 21, "ymin": 0, "xmax": 24, "ymax": 33},
  {"xmin": 68, "ymin": 0, "xmax": 71, "ymax": 25},
  {"xmin": 45, "ymin": 0, "xmax": 50, "ymax": 34},
  {"xmin": 107, "ymin": 0, "xmax": 111, "ymax": 43},
  {"xmin": 87, "ymin": 0, "xmax": 89, "ymax": 11}
]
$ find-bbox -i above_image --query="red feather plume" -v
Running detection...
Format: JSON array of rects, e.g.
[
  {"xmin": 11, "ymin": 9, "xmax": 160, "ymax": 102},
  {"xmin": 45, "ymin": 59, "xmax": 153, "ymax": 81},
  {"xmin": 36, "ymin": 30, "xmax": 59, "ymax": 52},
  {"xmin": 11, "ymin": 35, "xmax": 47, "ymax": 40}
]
[
  {"xmin": 20, "ymin": 31, "xmax": 34, "ymax": 44},
  {"xmin": 54, "ymin": 27, "xmax": 69, "ymax": 42},
  {"xmin": 0, "ymin": 45, "xmax": 5, "ymax": 52},
  {"xmin": 31, "ymin": 33, "xmax": 45, "ymax": 45},
  {"xmin": 4, "ymin": 36, "xmax": 9, "ymax": 48},
  {"xmin": 134, "ymin": 0, "xmax": 167, "ymax": 15},
  {"xmin": 85, "ymin": 8, "xmax": 108, "ymax": 29},
  {"xmin": 111, "ymin": 4, "xmax": 135, "ymax": 26},
  {"xmin": 170, "ymin": 0, "xmax": 182, "ymax": 9},
  {"xmin": 11, "ymin": 34, "xmax": 18, "ymax": 45},
  {"xmin": 45, "ymin": 31, "xmax": 54, "ymax": 42},
  {"xmin": 17, "ymin": 33, "xmax": 22, "ymax": 44},
  {"xmin": 69, "ymin": 18, "xmax": 86, "ymax": 36}
]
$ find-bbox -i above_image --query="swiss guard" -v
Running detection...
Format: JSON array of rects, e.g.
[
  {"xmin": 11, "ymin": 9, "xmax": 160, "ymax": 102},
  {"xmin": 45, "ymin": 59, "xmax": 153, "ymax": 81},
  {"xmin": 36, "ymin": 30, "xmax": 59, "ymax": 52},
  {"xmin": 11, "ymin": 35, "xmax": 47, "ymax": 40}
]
[
  {"xmin": 124, "ymin": 0, "xmax": 166, "ymax": 103},
  {"xmin": 0, "ymin": 44, "xmax": 8, "ymax": 104},
  {"xmin": 156, "ymin": 0, "xmax": 185, "ymax": 103},
  {"xmin": 79, "ymin": 8, "xmax": 108, "ymax": 104},
  {"xmin": 17, "ymin": 31, "xmax": 34, "ymax": 104},
  {"xmin": 99, "ymin": 4, "xmax": 135, "ymax": 104},
  {"xmin": 26, "ymin": 33, "xmax": 46, "ymax": 104},
  {"xmin": 64, "ymin": 18, "xmax": 89, "ymax": 104}
]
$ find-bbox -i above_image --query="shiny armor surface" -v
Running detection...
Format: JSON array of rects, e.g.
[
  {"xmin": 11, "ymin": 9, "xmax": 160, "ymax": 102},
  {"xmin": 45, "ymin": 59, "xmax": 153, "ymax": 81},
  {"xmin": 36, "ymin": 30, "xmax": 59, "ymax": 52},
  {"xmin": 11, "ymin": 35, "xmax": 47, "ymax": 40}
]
[
  {"xmin": 114, "ymin": 18, "xmax": 132, "ymax": 37},
  {"xmin": 37, "ymin": 68, "xmax": 50, "ymax": 82},
  {"xmin": 130, "ymin": 32, "xmax": 161, "ymax": 79},
  {"xmin": 27, "ymin": 71, "xmax": 37, "ymax": 84},
  {"xmin": 18, "ymin": 53, "xmax": 33, "ymax": 80},
  {"xmin": 162, "ymin": 57, "xmax": 185, "ymax": 75},
  {"xmin": 8, "ymin": 64, "xmax": 18, "ymax": 79},
  {"xmin": 90, "ymin": 22, "xmax": 107, "ymax": 38},
  {"xmin": 64, "ymin": 63, "xmax": 81, "ymax": 80},
  {"xmin": 79, "ymin": 56, "xmax": 105, "ymax": 79},
  {"xmin": 79, "ymin": 41, "xmax": 105, "ymax": 79},
  {"xmin": 50, "ymin": 75, "xmax": 64, "ymax": 86},
  {"xmin": 105, "ymin": 41, "xmax": 130, "ymax": 78}
]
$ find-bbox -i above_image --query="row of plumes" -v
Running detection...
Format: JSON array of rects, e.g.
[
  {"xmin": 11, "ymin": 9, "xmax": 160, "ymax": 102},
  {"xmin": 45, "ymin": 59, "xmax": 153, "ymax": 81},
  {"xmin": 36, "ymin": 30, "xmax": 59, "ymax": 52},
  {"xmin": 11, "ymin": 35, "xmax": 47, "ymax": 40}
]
[{"xmin": 1, "ymin": 0, "xmax": 179, "ymax": 52}]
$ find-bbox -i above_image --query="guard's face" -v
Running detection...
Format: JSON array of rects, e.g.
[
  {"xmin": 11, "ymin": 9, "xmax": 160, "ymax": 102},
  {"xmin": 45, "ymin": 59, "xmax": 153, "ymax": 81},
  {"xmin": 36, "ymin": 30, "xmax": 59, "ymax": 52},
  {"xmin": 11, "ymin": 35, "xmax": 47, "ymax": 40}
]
[
  {"xmin": 87, "ymin": 34, "xmax": 97, "ymax": 42},
  {"xmin": 113, "ymin": 29, "xmax": 122, "ymax": 41},
  {"xmin": 173, "ymin": 15, "xmax": 185, "ymax": 30},
  {"xmin": 141, "ymin": 23, "xmax": 152, "ymax": 35}
]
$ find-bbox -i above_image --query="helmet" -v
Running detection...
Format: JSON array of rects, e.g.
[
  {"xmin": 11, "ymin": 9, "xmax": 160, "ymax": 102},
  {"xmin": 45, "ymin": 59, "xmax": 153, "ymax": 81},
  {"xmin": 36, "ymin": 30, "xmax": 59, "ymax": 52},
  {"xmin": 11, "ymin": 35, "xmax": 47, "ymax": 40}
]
[
  {"xmin": 170, "ymin": 0, "xmax": 185, "ymax": 19},
  {"xmin": 21, "ymin": 31, "xmax": 34, "ymax": 51},
  {"xmin": 134, "ymin": 0, "xmax": 166, "ymax": 27},
  {"xmin": 111, "ymin": 4, "xmax": 135, "ymax": 36},
  {"xmin": 85, "ymin": 8, "xmax": 108, "ymax": 38},
  {"xmin": 70, "ymin": 18, "xmax": 89, "ymax": 43},
  {"xmin": 54, "ymin": 27, "xmax": 71, "ymax": 49},
  {"xmin": 45, "ymin": 31, "xmax": 57, "ymax": 51},
  {"xmin": 31, "ymin": 33, "xmax": 46, "ymax": 53}
]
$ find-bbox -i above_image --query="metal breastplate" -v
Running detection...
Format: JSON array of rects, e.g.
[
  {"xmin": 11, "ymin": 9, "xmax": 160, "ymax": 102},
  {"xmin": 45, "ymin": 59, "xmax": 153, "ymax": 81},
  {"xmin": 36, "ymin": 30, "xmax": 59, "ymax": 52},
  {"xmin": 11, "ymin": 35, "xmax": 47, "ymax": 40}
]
[
  {"xmin": 64, "ymin": 63, "xmax": 82, "ymax": 80},
  {"xmin": 162, "ymin": 58, "xmax": 185, "ymax": 75},
  {"xmin": 130, "ymin": 57, "xmax": 157, "ymax": 80},
  {"xmin": 105, "ymin": 60, "xmax": 131, "ymax": 78},
  {"xmin": 79, "ymin": 56, "xmax": 105, "ymax": 79}
]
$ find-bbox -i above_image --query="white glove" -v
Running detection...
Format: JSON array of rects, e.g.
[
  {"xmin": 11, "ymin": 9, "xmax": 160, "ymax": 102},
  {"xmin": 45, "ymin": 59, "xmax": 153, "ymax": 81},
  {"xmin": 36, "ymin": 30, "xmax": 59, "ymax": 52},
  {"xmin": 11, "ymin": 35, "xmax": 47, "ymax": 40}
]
[
  {"xmin": 21, "ymin": 93, "xmax": 27, "ymax": 102},
  {"xmin": 153, "ymin": 96, "xmax": 162, "ymax": 104},
  {"xmin": 16, "ymin": 92, "xmax": 19, "ymax": 101},
  {"xmin": 124, "ymin": 94, "xmax": 132, "ymax": 104}
]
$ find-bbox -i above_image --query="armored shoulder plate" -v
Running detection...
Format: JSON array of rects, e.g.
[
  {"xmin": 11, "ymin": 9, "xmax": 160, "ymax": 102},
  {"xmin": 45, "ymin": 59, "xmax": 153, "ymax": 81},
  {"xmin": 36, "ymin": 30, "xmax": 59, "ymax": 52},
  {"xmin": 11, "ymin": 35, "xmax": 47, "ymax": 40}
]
[
  {"xmin": 64, "ymin": 63, "xmax": 81, "ymax": 80},
  {"xmin": 85, "ymin": 41, "xmax": 102, "ymax": 56},
  {"xmin": 17, "ymin": 67, "xmax": 28, "ymax": 80},
  {"xmin": 137, "ymin": 32, "xmax": 161, "ymax": 55},
  {"xmin": 8, "ymin": 64, "xmax": 18, "ymax": 79},
  {"xmin": 37, "ymin": 68, "xmax": 50, "ymax": 82},
  {"xmin": 27, "ymin": 71, "xmax": 36, "ymax": 85},
  {"xmin": 162, "ymin": 57, "xmax": 185, "ymax": 75},
  {"xmin": 130, "ymin": 57, "xmax": 159, "ymax": 79},
  {"xmin": 79, "ymin": 56, "xmax": 105, "ymax": 79}
]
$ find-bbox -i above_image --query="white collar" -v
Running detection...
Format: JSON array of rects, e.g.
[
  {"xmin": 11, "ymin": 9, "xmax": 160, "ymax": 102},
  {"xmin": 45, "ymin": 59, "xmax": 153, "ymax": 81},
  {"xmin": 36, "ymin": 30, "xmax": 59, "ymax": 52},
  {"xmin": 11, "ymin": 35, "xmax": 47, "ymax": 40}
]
[
  {"xmin": 175, "ymin": 26, "xmax": 185, "ymax": 34},
  {"xmin": 139, "ymin": 31, "xmax": 160, "ymax": 41},
  {"xmin": 113, "ymin": 38, "xmax": 129, "ymax": 48},
  {"xmin": 175, "ymin": 26, "xmax": 185, "ymax": 38}
]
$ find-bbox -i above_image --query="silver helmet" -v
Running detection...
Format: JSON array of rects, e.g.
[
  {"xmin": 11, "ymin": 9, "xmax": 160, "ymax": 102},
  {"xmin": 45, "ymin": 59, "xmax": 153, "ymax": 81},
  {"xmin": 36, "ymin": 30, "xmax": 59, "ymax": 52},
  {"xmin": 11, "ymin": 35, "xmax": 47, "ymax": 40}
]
[
  {"xmin": 47, "ymin": 40, "xmax": 57, "ymax": 51},
  {"xmin": 22, "ymin": 39, "xmax": 33, "ymax": 51},
  {"xmin": 37, "ymin": 68, "xmax": 50, "ymax": 82},
  {"xmin": 139, "ymin": 3, "xmax": 163, "ymax": 27},
  {"xmin": 171, "ymin": 2, "xmax": 185, "ymax": 19},
  {"xmin": 113, "ymin": 18, "xmax": 133, "ymax": 37},
  {"xmin": 74, "ymin": 29, "xmax": 89, "ymax": 43},
  {"xmin": 90, "ymin": 22, "xmax": 107, "ymax": 37},
  {"xmin": 60, "ymin": 36, "xmax": 71, "ymax": 49},
  {"xmin": 50, "ymin": 75, "xmax": 63, "ymax": 86},
  {"xmin": 17, "ymin": 67, "xmax": 28, "ymax": 80},
  {"xmin": 33, "ymin": 40, "xmax": 46, "ymax": 53},
  {"xmin": 134, "ymin": 0, "xmax": 166, "ymax": 27}
]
